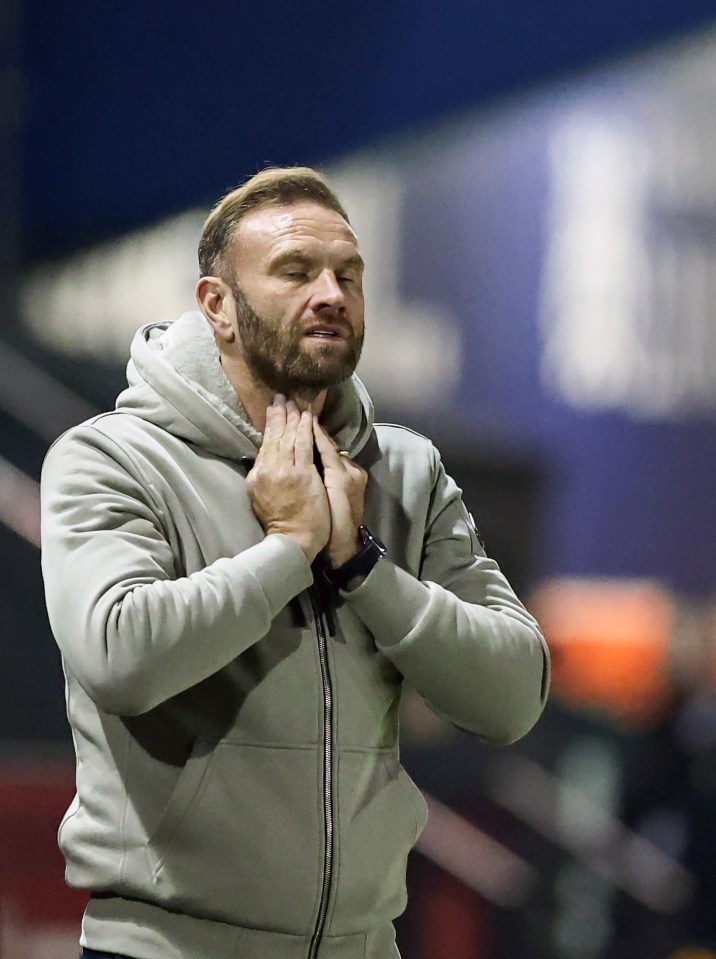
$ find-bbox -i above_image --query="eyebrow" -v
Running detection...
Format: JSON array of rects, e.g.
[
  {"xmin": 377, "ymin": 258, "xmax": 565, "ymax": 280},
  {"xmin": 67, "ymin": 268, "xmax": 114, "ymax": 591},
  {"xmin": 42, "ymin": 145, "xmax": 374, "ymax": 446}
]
[{"xmin": 339, "ymin": 253, "xmax": 365, "ymax": 272}]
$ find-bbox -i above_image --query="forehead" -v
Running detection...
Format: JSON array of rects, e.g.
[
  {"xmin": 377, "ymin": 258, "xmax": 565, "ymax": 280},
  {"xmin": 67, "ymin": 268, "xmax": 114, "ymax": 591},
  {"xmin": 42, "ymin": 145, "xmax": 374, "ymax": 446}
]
[{"xmin": 233, "ymin": 202, "xmax": 360, "ymax": 267}]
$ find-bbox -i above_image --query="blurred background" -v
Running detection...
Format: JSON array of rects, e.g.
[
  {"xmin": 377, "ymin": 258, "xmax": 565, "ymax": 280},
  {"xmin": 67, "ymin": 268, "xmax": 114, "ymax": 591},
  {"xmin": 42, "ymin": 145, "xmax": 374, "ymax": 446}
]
[{"xmin": 3, "ymin": 1, "xmax": 716, "ymax": 956}]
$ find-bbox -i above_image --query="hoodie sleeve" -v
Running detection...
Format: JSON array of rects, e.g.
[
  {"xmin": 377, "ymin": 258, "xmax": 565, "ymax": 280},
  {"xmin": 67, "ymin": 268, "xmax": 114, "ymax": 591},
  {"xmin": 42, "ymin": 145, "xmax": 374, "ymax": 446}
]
[
  {"xmin": 41, "ymin": 425, "xmax": 313, "ymax": 716},
  {"xmin": 341, "ymin": 450, "xmax": 550, "ymax": 745}
]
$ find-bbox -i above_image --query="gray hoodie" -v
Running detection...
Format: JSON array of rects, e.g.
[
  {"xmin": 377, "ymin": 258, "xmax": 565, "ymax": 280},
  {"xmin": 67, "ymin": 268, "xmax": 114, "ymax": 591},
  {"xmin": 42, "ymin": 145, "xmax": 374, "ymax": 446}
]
[{"xmin": 41, "ymin": 311, "xmax": 549, "ymax": 959}]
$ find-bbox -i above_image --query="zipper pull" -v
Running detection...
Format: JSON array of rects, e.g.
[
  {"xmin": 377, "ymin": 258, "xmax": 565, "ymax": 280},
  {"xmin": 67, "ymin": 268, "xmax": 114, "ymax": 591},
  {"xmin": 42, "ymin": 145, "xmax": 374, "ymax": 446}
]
[{"xmin": 289, "ymin": 596, "xmax": 308, "ymax": 628}]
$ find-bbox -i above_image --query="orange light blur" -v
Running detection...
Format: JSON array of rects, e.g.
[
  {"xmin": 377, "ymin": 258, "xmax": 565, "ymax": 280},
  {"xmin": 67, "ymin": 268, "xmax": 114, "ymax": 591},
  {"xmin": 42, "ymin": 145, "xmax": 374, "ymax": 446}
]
[{"xmin": 530, "ymin": 578, "xmax": 675, "ymax": 727}]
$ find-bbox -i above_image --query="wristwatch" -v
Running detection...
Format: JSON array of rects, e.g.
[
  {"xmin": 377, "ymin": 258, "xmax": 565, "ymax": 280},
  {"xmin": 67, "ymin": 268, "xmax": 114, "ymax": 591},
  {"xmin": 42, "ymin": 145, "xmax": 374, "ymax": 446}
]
[{"xmin": 323, "ymin": 525, "xmax": 387, "ymax": 591}]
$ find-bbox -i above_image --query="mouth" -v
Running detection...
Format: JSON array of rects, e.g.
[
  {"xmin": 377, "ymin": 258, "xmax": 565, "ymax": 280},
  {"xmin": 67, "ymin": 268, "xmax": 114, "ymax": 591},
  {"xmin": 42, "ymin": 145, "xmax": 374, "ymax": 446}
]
[{"xmin": 304, "ymin": 325, "xmax": 348, "ymax": 341}]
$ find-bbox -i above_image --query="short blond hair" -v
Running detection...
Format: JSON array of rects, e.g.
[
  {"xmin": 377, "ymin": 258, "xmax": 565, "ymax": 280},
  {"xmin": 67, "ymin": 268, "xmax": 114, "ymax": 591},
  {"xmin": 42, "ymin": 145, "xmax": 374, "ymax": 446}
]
[{"xmin": 198, "ymin": 166, "xmax": 350, "ymax": 280}]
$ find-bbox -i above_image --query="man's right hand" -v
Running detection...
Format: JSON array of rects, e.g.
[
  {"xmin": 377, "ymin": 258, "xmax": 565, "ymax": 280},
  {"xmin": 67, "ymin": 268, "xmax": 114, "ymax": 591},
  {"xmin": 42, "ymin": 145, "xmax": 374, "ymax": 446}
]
[{"xmin": 246, "ymin": 395, "xmax": 331, "ymax": 563}]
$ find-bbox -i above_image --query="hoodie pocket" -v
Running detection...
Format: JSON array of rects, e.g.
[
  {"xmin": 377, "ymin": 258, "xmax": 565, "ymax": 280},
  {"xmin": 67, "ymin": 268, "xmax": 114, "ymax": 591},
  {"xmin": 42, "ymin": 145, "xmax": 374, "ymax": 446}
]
[
  {"xmin": 145, "ymin": 738, "xmax": 322, "ymax": 933},
  {"xmin": 330, "ymin": 749, "xmax": 428, "ymax": 936}
]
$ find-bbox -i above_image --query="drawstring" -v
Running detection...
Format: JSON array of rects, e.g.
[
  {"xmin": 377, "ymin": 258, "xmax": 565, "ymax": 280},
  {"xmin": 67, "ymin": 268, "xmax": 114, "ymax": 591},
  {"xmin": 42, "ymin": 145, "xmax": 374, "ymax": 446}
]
[{"xmin": 289, "ymin": 596, "xmax": 308, "ymax": 628}]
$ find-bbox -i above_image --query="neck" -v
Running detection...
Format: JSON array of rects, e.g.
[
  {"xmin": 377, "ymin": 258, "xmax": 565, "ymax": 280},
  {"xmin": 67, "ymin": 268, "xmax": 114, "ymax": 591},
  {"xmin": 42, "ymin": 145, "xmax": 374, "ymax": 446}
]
[{"xmin": 219, "ymin": 352, "xmax": 327, "ymax": 433}]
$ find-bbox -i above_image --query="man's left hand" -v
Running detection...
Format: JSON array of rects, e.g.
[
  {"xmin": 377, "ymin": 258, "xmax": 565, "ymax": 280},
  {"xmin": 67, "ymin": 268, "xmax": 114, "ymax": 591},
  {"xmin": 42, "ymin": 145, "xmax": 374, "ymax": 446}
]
[{"xmin": 313, "ymin": 417, "xmax": 368, "ymax": 569}]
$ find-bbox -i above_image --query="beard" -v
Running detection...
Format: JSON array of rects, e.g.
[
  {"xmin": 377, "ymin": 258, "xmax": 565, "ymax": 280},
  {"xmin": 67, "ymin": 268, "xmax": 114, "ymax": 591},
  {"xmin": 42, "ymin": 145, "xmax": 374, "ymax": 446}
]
[{"xmin": 230, "ymin": 280, "xmax": 364, "ymax": 396}]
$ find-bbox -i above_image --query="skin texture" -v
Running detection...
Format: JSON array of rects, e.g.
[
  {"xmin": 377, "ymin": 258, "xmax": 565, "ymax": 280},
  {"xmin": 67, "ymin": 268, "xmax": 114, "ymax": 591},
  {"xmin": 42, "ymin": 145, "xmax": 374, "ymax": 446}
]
[{"xmin": 196, "ymin": 202, "xmax": 369, "ymax": 571}]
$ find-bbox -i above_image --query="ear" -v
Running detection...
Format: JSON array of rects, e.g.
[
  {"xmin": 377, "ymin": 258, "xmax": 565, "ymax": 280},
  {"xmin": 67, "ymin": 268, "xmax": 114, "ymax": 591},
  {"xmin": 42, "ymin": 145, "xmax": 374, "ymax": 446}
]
[{"xmin": 196, "ymin": 276, "xmax": 236, "ymax": 343}]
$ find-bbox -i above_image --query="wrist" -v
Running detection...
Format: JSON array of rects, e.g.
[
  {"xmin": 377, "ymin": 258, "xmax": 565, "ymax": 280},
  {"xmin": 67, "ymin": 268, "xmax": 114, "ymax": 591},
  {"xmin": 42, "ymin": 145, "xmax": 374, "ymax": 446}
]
[
  {"xmin": 267, "ymin": 528, "xmax": 321, "ymax": 564},
  {"xmin": 327, "ymin": 531, "xmax": 362, "ymax": 569},
  {"xmin": 323, "ymin": 526, "xmax": 387, "ymax": 592},
  {"xmin": 342, "ymin": 574, "xmax": 366, "ymax": 593}
]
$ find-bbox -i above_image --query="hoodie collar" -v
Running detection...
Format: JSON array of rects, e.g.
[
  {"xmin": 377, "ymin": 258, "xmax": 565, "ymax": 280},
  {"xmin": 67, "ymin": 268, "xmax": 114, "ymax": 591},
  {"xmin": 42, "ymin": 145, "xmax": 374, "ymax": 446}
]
[{"xmin": 116, "ymin": 311, "xmax": 374, "ymax": 461}]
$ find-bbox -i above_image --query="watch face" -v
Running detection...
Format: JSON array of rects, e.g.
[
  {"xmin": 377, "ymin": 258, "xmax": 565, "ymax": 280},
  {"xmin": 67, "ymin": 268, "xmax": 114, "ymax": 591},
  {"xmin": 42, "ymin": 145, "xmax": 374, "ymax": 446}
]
[{"xmin": 359, "ymin": 525, "xmax": 387, "ymax": 554}]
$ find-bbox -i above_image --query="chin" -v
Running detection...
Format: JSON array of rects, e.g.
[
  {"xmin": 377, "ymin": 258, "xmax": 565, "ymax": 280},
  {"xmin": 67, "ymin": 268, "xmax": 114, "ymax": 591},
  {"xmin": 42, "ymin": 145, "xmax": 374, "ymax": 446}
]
[
  {"xmin": 296, "ymin": 352, "xmax": 358, "ymax": 384},
  {"xmin": 278, "ymin": 364, "xmax": 355, "ymax": 394}
]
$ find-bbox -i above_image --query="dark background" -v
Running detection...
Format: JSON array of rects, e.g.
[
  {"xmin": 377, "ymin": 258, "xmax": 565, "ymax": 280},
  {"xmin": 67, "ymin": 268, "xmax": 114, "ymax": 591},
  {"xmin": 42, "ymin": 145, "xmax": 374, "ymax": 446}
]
[{"xmin": 14, "ymin": 0, "xmax": 716, "ymax": 263}]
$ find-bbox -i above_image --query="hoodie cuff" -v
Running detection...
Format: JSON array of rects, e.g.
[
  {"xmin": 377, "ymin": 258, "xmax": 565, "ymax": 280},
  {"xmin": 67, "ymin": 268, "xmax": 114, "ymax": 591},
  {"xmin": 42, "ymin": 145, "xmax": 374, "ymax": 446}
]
[
  {"xmin": 237, "ymin": 533, "xmax": 314, "ymax": 614},
  {"xmin": 340, "ymin": 559, "xmax": 427, "ymax": 648}
]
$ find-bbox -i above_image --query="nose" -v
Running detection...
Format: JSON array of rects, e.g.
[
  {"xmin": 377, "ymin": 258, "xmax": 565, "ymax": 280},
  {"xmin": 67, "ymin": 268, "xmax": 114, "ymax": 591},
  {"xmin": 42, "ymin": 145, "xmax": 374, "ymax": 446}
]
[{"xmin": 311, "ymin": 269, "xmax": 346, "ymax": 311}]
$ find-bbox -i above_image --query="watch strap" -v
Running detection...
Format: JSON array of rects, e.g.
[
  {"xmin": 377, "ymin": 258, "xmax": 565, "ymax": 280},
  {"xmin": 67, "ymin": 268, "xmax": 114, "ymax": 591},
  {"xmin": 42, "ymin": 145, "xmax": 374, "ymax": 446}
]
[{"xmin": 323, "ymin": 525, "xmax": 386, "ymax": 591}]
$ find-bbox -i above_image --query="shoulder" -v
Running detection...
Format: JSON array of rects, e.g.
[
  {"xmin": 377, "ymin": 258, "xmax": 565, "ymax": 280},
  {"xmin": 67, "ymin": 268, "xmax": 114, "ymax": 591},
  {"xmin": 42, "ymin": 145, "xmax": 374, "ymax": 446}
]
[
  {"xmin": 366, "ymin": 423, "xmax": 442, "ymax": 486},
  {"xmin": 42, "ymin": 411, "xmax": 157, "ymax": 482},
  {"xmin": 374, "ymin": 422, "xmax": 432, "ymax": 443},
  {"xmin": 373, "ymin": 423, "xmax": 440, "ymax": 465},
  {"xmin": 46, "ymin": 410, "xmax": 167, "ymax": 456}
]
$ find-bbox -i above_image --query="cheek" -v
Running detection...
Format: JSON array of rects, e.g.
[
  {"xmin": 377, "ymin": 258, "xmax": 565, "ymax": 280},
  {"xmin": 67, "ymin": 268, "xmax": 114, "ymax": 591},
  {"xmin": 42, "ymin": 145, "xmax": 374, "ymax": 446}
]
[
  {"xmin": 265, "ymin": 285, "xmax": 305, "ymax": 314},
  {"xmin": 350, "ymin": 295, "xmax": 366, "ymax": 327}
]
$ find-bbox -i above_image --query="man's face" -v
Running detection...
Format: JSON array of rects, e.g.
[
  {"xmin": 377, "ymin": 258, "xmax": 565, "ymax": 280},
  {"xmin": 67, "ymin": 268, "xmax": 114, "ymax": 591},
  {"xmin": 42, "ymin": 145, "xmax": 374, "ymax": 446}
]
[{"xmin": 227, "ymin": 201, "xmax": 365, "ymax": 396}]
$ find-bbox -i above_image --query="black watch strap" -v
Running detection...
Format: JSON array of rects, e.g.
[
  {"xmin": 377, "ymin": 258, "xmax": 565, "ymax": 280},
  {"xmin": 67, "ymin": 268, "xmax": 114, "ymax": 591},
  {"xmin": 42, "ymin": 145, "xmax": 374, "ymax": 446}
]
[{"xmin": 323, "ymin": 525, "xmax": 387, "ymax": 591}]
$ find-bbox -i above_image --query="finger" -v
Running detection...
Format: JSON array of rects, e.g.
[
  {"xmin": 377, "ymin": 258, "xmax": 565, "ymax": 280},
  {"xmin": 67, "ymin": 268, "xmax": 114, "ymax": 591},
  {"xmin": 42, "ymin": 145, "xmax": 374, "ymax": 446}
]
[
  {"xmin": 280, "ymin": 399, "xmax": 301, "ymax": 463},
  {"xmin": 313, "ymin": 417, "xmax": 346, "ymax": 469},
  {"xmin": 261, "ymin": 394, "xmax": 286, "ymax": 458},
  {"xmin": 314, "ymin": 418, "xmax": 340, "ymax": 450},
  {"xmin": 294, "ymin": 410, "xmax": 314, "ymax": 466},
  {"xmin": 346, "ymin": 458, "xmax": 367, "ymax": 481}
]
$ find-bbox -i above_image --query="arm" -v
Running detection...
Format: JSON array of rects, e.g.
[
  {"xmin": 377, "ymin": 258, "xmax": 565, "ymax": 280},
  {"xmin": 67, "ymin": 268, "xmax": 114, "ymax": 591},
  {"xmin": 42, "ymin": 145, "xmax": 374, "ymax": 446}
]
[
  {"xmin": 41, "ymin": 424, "xmax": 315, "ymax": 716},
  {"xmin": 342, "ymin": 454, "xmax": 550, "ymax": 745}
]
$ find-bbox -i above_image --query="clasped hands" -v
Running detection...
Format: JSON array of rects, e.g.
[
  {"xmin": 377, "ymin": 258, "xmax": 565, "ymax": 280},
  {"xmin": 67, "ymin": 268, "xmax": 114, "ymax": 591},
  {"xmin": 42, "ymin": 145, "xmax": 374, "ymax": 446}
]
[{"xmin": 246, "ymin": 395, "xmax": 367, "ymax": 568}]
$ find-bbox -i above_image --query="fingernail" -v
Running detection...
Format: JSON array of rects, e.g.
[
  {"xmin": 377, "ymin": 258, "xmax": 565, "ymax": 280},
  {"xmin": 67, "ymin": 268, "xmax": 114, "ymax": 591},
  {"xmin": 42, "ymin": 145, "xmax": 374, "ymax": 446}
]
[{"xmin": 273, "ymin": 394, "xmax": 285, "ymax": 406}]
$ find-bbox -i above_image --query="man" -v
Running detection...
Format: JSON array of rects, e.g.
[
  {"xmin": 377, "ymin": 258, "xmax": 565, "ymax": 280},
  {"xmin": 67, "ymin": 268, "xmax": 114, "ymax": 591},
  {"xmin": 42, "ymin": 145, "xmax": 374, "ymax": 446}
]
[{"xmin": 41, "ymin": 166, "xmax": 549, "ymax": 959}]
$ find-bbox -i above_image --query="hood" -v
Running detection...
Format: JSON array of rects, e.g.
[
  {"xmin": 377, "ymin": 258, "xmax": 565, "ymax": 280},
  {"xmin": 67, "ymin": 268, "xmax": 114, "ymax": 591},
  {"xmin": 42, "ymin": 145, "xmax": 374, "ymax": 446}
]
[{"xmin": 115, "ymin": 311, "xmax": 375, "ymax": 461}]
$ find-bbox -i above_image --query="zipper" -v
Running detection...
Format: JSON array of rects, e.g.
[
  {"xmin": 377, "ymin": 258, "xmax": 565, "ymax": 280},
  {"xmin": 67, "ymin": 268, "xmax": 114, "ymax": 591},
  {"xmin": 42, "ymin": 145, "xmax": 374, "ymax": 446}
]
[{"xmin": 307, "ymin": 585, "xmax": 335, "ymax": 959}]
